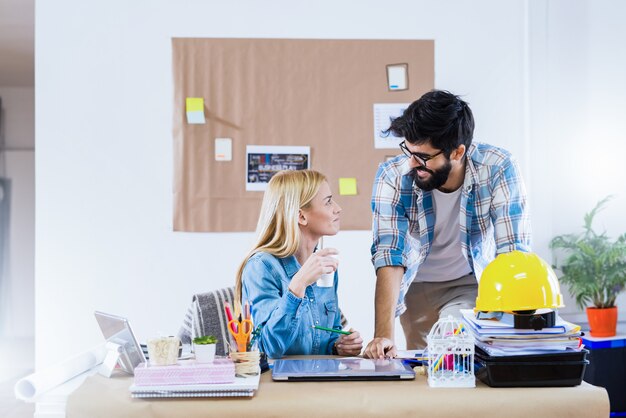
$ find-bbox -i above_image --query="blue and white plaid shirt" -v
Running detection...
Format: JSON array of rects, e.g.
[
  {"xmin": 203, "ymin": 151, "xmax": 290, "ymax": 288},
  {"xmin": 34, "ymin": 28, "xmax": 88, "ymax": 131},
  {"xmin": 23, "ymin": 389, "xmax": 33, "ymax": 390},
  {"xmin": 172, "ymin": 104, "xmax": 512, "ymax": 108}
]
[{"xmin": 371, "ymin": 142, "xmax": 532, "ymax": 316}]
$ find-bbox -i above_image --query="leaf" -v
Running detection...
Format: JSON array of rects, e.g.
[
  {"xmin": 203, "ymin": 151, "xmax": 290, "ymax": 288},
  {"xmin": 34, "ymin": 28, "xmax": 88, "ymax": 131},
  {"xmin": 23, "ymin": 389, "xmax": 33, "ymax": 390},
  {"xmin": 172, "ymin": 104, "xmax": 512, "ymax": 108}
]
[
  {"xmin": 550, "ymin": 196, "xmax": 626, "ymax": 309},
  {"xmin": 193, "ymin": 335, "xmax": 217, "ymax": 344}
]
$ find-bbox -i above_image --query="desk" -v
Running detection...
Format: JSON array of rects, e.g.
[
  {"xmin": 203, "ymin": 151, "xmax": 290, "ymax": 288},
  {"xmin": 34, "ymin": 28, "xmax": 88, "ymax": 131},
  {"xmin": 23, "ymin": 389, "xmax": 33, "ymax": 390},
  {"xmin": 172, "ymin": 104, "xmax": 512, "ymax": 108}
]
[{"xmin": 66, "ymin": 369, "xmax": 609, "ymax": 418}]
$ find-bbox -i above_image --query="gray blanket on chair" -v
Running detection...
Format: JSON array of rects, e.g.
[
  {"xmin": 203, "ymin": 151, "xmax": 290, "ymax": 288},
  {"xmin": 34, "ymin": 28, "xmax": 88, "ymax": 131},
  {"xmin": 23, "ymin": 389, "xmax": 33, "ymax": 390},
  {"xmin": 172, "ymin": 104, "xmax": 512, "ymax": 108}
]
[
  {"xmin": 177, "ymin": 286, "xmax": 348, "ymax": 357},
  {"xmin": 177, "ymin": 287, "xmax": 236, "ymax": 357}
]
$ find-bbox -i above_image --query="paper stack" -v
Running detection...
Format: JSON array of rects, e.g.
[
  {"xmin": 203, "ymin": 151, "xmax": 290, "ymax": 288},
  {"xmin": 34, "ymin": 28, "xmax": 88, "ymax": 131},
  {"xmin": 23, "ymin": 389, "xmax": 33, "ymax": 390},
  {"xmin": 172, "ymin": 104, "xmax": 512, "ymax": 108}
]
[
  {"xmin": 129, "ymin": 357, "xmax": 260, "ymax": 398},
  {"xmin": 134, "ymin": 358, "xmax": 235, "ymax": 386},
  {"xmin": 460, "ymin": 309, "xmax": 583, "ymax": 356}
]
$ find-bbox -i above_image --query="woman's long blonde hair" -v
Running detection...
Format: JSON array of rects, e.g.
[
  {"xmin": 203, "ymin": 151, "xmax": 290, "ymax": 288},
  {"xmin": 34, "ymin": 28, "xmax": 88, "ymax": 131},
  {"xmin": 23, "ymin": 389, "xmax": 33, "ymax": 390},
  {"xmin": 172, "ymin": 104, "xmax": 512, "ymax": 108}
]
[{"xmin": 235, "ymin": 169, "xmax": 327, "ymax": 303}]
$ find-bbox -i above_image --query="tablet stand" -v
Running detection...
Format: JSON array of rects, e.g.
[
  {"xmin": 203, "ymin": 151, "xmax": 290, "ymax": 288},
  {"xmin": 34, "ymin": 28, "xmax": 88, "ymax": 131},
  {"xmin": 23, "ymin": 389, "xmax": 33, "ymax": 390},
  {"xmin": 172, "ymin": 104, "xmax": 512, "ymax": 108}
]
[{"xmin": 98, "ymin": 342, "xmax": 130, "ymax": 378}]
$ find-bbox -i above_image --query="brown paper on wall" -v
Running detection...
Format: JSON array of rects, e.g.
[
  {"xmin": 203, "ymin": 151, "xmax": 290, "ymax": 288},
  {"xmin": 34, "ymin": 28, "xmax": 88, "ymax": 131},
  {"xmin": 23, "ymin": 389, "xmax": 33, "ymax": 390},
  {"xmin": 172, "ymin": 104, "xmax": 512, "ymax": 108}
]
[{"xmin": 173, "ymin": 38, "xmax": 434, "ymax": 232}]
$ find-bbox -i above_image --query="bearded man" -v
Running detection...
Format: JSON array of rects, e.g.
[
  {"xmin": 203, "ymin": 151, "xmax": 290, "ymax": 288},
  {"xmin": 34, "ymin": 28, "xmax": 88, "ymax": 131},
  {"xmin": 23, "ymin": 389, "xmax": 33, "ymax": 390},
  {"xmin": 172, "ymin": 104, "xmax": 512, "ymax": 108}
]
[{"xmin": 364, "ymin": 90, "xmax": 532, "ymax": 358}]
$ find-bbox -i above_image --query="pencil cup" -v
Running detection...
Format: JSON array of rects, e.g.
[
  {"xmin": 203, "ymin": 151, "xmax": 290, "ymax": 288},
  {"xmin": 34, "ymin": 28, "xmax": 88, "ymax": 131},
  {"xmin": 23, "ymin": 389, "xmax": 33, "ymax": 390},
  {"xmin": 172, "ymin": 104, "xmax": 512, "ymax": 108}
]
[
  {"xmin": 317, "ymin": 255, "xmax": 338, "ymax": 287},
  {"xmin": 147, "ymin": 336, "xmax": 179, "ymax": 366},
  {"xmin": 229, "ymin": 350, "xmax": 261, "ymax": 377}
]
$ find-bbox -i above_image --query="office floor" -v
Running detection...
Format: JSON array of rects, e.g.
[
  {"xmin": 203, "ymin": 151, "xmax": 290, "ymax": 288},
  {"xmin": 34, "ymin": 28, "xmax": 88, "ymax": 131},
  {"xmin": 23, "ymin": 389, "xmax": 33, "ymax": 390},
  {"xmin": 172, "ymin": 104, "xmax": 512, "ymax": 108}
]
[{"xmin": 0, "ymin": 337, "xmax": 35, "ymax": 418}]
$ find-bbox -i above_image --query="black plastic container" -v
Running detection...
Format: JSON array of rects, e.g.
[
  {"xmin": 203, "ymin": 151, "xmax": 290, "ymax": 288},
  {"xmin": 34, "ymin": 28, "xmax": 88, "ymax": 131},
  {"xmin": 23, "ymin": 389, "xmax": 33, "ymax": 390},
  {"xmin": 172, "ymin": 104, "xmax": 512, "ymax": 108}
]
[{"xmin": 474, "ymin": 347, "xmax": 589, "ymax": 387}]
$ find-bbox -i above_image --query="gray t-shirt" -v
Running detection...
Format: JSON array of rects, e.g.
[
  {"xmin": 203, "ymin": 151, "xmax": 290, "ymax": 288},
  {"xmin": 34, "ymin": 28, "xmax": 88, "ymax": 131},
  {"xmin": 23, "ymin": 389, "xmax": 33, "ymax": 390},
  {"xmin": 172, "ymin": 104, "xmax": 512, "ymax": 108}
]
[{"xmin": 414, "ymin": 187, "xmax": 472, "ymax": 282}]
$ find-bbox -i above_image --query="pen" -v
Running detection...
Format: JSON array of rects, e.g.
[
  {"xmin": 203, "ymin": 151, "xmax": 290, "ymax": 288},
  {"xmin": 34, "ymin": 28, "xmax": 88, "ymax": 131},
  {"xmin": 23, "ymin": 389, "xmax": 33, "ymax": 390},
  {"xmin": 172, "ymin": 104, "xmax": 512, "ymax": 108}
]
[
  {"xmin": 224, "ymin": 302, "xmax": 237, "ymax": 333},
  {"xmin": 244, "ymin": 301, "xmax": 251, "ymax": 321},
  {"xmin": 311, "ymin": 325, "xmax": 352, "ymax": 335}
]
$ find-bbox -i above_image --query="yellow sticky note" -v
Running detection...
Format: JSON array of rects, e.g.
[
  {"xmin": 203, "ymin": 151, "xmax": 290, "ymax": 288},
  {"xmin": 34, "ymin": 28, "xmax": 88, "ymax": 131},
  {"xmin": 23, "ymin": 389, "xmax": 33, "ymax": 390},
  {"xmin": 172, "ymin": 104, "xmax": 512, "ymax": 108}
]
[
  {"xmin": 186, "ymin": 97, "xmax": 204, "ymax": 112},
  {"xmin": 339, "ymin": 178, "xmax": 357, "ymax": 196}
]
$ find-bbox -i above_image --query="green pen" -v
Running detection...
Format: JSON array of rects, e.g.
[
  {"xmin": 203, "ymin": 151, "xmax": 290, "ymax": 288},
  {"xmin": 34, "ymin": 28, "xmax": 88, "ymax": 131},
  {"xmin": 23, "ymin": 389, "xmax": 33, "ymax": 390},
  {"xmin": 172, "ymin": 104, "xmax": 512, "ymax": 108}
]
[{"xmin": 311, "ymin": 325, "xmax": 352, "ymax": 335}]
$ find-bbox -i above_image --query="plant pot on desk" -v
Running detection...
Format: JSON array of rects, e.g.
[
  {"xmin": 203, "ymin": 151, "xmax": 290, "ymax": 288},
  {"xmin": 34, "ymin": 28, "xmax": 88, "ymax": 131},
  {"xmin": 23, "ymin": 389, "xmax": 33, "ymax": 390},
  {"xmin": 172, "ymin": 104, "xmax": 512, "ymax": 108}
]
[
  {"xmin": 194, "ymin": 343, "xmax": 216, "ymax": 363},
  {"xmin": 587, "ymin": 306, "xmax": 618, "ymax": 337}
]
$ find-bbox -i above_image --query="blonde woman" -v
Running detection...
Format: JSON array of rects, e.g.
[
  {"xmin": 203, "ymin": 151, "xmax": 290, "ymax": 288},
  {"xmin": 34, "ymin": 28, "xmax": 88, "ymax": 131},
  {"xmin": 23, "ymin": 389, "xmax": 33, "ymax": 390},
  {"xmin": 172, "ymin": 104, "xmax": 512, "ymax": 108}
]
[{"xmin": 235, "ymin": 170, "xmax": 363, "ymax": 359}]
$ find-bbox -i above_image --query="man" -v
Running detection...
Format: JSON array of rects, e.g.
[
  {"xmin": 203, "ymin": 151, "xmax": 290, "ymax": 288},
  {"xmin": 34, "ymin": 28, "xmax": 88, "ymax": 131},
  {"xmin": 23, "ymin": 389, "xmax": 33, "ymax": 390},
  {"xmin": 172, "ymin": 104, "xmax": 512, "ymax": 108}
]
[{"xmin": 363, "ymin": 90, "xmax": 531, "ymax": 359}]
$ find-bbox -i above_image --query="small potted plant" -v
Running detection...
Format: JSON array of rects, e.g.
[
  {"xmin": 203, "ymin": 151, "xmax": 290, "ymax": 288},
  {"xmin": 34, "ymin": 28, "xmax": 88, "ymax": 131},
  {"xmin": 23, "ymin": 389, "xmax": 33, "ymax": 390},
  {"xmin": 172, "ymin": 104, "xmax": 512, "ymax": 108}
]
[
  {"xmin": 193, "ymin": 335, "xmax": 217, "ymax": 363},
  {"xmin": 550, "ymin": 196, "xmax": 626, "ymax": 337}
]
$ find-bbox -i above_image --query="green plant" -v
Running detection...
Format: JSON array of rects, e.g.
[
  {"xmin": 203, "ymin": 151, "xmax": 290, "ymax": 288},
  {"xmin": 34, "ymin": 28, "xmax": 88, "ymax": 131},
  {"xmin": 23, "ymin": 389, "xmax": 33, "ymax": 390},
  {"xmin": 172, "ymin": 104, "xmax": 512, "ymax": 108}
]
[
  {"xmin": 550, "ymin": 196, "xmax": 626, "ymax": 309},
  {"xmin": 193, "ymin": 335, "xmax": 217, "ymax": 345}
]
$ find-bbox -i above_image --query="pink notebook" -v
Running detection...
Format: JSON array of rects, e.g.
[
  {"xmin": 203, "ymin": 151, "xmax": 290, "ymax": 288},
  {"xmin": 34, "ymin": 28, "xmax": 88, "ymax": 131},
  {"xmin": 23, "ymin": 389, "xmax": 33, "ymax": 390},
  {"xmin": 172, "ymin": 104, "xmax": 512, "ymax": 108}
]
[{"xmin": 134, "ymin": 358, "xmax": 236, "ymax": 386}]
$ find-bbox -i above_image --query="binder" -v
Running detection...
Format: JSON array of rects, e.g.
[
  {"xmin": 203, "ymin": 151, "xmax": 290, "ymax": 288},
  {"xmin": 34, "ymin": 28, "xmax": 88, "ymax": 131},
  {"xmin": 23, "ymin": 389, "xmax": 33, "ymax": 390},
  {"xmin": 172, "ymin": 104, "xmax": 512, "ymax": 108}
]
[{"xmin": 129, "ymin": 373, "xmax": 260, "ymax": 398}]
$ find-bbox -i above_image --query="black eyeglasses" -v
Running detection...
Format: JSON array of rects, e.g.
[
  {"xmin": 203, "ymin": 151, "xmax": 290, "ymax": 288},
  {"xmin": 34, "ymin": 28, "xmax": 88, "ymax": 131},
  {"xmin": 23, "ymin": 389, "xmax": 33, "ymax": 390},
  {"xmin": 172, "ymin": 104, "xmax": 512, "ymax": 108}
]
[{"xmin": 399, "ymin": 142, "xmax": 444, "ymax": 166}]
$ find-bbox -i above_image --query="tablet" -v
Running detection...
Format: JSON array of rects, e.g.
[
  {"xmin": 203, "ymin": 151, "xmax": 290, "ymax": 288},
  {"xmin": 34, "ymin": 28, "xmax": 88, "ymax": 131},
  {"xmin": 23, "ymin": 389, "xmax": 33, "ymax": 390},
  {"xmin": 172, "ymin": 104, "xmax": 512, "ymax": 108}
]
[
  {"xmin": 94, "ymin": 311, "xmax": 146, "ymax": 374},
  {"xmin": 272, "ymin": 358, "xmax": 415, "ymax": 381}
]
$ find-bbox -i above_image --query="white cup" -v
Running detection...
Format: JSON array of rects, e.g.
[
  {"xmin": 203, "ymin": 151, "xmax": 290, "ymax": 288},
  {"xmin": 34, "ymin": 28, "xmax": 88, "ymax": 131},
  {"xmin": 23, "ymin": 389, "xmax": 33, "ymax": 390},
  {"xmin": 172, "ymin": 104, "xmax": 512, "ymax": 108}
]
[
  {"xmin": 317, "ymin": 254, "xmax": 338, "ymax": 287},
  {"xmin": 147, "ymin": 336, "xmax": 180, "ymax": 366}
]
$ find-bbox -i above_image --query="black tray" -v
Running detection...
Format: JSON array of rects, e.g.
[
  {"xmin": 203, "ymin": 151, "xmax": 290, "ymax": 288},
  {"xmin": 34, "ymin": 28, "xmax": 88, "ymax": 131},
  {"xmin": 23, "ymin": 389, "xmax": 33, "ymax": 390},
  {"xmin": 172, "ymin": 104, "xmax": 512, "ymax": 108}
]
[{"xmin": 475, "ymin": 347, "xmax": 589, "ymax": 387}]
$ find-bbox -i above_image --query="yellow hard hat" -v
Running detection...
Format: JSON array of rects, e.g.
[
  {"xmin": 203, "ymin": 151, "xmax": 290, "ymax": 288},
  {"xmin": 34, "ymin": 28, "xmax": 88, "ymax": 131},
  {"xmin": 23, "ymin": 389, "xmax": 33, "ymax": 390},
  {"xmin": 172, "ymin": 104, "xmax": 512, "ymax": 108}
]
[{"xmin": 475, "ymin": 251, "xmax": 564, "ymax": 312}]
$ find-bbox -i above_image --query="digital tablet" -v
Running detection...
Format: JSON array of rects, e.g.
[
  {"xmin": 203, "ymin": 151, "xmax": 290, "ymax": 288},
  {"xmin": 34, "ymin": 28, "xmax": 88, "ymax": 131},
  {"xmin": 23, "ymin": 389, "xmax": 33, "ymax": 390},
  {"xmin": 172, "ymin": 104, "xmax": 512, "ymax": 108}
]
[
  {"xmin": 94, "ymin": 311, "xmax": 146, "ymax": 374},
  {"xmin": 272, "ymin": 358, "xmax": 415, "ymax": 381}
]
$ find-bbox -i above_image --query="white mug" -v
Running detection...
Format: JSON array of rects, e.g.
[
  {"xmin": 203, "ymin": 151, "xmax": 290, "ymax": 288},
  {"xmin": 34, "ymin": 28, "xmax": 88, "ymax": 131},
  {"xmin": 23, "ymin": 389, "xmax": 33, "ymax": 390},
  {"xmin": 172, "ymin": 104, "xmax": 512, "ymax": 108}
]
[
  {"xmin": 147, "ymin": 336, "xmax": 180, "ymax": 366},
  {"xmin": 317, "ymin": 254, "xmax": 338, "ymax": 287}
]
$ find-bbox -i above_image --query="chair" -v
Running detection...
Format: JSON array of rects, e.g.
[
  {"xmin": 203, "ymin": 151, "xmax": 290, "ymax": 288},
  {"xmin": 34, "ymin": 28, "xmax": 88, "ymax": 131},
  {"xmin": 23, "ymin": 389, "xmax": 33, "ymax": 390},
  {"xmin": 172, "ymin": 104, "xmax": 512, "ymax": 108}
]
[
  {"xmin": 178, "ymin": 286, "xmax": 349, "ymax": 356},
  {"xmin": 178, "ymin": 287, "xmax": 236, "ymax": 357}
]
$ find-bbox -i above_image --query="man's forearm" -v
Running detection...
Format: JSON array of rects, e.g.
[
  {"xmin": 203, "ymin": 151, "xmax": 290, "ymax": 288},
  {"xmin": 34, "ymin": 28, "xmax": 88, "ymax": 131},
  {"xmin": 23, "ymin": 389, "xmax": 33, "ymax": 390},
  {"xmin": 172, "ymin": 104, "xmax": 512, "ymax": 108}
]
[{"xmin": 374, "ymin": 266, "xmax": 404, "ymax": 339}]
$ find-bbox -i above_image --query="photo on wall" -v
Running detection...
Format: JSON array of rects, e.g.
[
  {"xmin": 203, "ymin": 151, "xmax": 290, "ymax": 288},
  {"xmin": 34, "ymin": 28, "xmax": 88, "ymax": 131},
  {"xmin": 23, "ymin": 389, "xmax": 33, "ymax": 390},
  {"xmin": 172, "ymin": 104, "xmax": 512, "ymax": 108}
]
[{"xmin": 246, "ymin": 145, "xmax": 310, "ymax": 191}]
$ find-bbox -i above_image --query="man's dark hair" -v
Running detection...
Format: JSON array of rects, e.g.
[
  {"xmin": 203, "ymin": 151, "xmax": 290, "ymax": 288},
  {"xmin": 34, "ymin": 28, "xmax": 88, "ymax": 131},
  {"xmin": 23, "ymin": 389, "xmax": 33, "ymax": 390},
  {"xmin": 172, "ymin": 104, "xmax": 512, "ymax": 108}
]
[{"xmin": 385, "ymin": 90, "xmax": 474, "ymax": 155}]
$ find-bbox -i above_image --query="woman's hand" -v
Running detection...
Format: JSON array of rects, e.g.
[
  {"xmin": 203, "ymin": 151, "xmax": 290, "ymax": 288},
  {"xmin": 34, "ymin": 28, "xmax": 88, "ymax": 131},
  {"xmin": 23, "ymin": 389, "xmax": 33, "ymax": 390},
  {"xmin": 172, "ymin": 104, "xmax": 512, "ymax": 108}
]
[
  {"xmin": 335, "ymin": 328, "xmax": 363, "ymax": 356},
  {"xmin": 289, "ymin": 248, "xmax": 339, "ymax": 297}
]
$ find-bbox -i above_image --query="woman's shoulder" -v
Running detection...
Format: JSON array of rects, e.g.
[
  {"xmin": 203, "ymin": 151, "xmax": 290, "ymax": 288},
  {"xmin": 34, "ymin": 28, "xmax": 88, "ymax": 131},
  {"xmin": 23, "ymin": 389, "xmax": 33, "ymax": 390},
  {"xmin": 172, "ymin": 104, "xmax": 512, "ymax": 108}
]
[
  {"xmin": 244, "ymin": 251, "xmax": 283, "ymax": 272},
  {"xmin": 242, "ymin": 252, "xmax": 288, "ymax": 287},
  {"xmin": 248, "ymin": 251, "xmax": 279, "ymax": 263}
]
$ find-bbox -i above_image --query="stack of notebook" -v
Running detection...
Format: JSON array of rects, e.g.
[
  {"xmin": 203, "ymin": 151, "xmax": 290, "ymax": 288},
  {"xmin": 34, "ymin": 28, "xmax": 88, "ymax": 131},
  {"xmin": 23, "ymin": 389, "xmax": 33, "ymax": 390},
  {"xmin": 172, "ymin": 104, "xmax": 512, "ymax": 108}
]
[
  {"xmin": 129, "ymin": 358, "xmax": 260, "ymax": 398},
  {"xmin": 460, "ymin": 309, "xmax": 583, "ymax": 356},
  {"xmin": 460, "ymin": 309, "xmax": 588, "ymax": 387}
]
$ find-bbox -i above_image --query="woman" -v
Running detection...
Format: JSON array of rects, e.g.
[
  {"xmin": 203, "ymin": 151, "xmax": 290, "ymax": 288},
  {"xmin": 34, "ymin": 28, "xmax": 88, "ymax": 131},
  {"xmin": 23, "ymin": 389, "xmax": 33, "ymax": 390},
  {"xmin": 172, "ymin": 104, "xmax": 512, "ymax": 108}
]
[{"xmin": 235, "ymin": 170, "xmax": 363, "ymax": 358}]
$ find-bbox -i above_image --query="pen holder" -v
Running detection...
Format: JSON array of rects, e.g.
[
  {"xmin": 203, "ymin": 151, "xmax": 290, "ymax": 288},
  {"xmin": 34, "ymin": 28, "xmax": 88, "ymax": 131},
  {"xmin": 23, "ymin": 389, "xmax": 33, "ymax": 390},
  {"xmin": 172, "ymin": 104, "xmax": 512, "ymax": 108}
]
[{"xmin": 229, "ymin": 350, "xmax": 261, "ymax": 377}]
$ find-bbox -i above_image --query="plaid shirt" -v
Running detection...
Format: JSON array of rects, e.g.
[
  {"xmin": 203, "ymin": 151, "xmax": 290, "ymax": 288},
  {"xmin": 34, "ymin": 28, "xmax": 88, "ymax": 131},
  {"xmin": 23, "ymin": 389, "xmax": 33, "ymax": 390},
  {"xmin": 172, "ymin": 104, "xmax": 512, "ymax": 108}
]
[{"xmin": 371, "ymin": 142, "xmax": 532, "ymax": 316}]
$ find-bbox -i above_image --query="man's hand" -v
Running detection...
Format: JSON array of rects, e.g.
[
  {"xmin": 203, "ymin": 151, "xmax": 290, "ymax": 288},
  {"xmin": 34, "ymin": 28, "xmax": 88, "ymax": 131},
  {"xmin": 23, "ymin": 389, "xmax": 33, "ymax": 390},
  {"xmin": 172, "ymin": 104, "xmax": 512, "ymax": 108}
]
[
  {"xmin": 363, "ymin": 337, "xmax": 397, "ymax": 359},
  {"xmin": 335, "ymin": 328, "xmax": 363, "ymax": 356},
  {"xmin": 363, "ymin": 266, "xmax": 403, "ymax": 359}
]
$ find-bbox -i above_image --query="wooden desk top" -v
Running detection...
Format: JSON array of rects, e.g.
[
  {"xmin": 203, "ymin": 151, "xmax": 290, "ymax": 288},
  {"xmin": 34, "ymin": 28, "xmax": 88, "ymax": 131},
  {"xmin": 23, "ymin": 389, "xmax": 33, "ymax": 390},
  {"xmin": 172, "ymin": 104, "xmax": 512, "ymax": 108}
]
[{"xmin": 66, "ymin": 366, "xmax": 609, "ymax": 418}]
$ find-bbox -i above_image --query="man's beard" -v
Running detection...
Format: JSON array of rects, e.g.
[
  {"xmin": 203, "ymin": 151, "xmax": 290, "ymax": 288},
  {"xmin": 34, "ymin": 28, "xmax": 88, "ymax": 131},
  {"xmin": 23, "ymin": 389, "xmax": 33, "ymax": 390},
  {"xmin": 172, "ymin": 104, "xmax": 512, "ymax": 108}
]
[{"xmin": 412, "ymin": 160, "xmax": 452, "ymax": 191}]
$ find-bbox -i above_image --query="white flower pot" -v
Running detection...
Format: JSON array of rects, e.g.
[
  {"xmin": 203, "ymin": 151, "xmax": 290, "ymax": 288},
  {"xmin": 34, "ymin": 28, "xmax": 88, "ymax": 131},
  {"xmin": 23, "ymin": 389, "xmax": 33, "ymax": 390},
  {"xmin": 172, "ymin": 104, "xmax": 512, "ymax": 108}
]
[{"xmin": 194, "ymin": 343, "xmax": 216, "ymax": 363}]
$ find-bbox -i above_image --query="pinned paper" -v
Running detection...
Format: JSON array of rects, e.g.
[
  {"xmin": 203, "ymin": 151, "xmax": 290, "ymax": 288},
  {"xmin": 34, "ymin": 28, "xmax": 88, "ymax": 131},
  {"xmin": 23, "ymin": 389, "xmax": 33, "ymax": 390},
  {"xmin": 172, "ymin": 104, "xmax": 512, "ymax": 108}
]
[
  {"xmin": 215, "ymin": 138, "xmax": 232, "ymax": 161},
  {"xmin": 374, "ymin": 103, "xmax": 409, "ymax": 149},
  {"xmin": 339, "ymin": 178, "xmax": 357, "ymax": 196},
  {"xmin": 386, "ymin": 64, "xmax": 408, "ymax": 91},
  {"xmin": 186, "ymin": 97, "xmax": 206, "ymax": 124}
]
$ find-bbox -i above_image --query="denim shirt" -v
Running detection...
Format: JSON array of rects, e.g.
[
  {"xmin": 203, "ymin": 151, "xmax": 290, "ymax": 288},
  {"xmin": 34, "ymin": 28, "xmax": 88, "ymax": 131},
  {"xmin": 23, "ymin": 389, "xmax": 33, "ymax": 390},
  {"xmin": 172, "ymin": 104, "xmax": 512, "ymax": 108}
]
[{"xmin": 241, "ymin": 252, "xmax": 342, "ymax": 359}]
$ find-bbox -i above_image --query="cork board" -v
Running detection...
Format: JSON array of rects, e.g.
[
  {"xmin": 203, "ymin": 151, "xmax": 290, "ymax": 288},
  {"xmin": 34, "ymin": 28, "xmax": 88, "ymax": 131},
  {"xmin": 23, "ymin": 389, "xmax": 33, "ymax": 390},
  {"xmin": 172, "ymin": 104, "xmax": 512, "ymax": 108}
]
[{"xmin": 172, "ymin": 38, "xmax": 434, "ymax": 232}]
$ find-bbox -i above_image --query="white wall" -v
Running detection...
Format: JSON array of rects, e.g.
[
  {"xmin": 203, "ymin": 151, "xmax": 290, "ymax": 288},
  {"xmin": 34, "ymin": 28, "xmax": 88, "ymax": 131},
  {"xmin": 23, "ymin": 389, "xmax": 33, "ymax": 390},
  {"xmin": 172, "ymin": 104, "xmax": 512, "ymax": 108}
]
[
  {"xmin": 0, "ymin": 87, "xmax": 35, "ymax": 339},
  {"xmin": 35, "ymin": 0, "xmax": 626, "ymax": 368},
  {"xmin": 540, "ymin": 0, "xmax": 626, "ymax": 322}
]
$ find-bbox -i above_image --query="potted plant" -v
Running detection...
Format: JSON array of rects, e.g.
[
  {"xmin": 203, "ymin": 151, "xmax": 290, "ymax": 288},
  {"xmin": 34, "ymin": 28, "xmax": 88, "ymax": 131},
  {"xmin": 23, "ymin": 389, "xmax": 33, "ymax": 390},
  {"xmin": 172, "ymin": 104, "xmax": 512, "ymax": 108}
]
[
  {"xmin": 550, "ymin": 196, "xmax": 626, "ymax": 337},
  {"xmin": 193, "ymin": 335, "xmax": 217, "ymax": 363}
]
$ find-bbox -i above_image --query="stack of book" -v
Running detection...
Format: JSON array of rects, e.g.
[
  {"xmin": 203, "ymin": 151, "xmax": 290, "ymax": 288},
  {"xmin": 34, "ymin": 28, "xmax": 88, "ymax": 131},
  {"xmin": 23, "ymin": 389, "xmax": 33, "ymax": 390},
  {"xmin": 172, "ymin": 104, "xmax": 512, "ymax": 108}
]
[
  {"xmin": 459, "ymin": 309, "xmax": 589, "ymax": 387},
  {"xmin": 129, "ymin": 358, "xmax": 260, "ymax": 398},
  {"xmin": 460, "ymin": 309, "xmax": 583, "ymax": 356}
]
